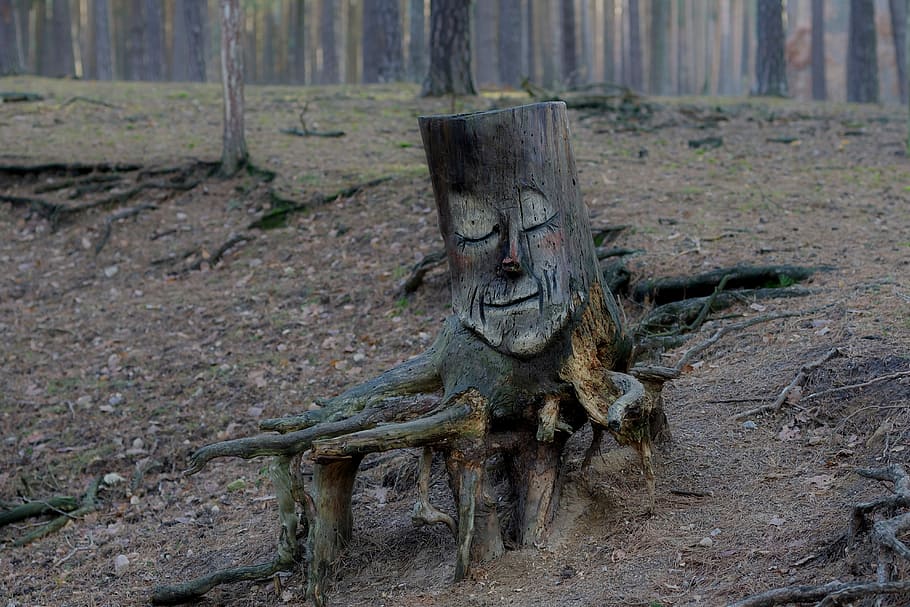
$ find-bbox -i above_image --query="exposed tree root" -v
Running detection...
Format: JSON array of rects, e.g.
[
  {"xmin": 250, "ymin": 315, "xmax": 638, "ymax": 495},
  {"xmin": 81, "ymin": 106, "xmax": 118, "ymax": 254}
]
[
  {"xmin": 94, "ymin": 203, "xmax": 158, "ymax": 254},
  {"xmin": 6, "ymin": 477, "xmax": 102, "ymax": 548},
  {"xmin": 632, "ymin": 264, "xmax": 824, "ymax": 305},
  {"xmin": 0, "ymin": 496, "xmax": 78, "ymax": 527},
  {"xmin": 0, "ymin": 161, "xmax": 214, "ymax": 230},
  {"xmin": 728, "ymin": 465, "xmax": 910, "ymax": 607},
  {"xmin": 248, "ymin": 176, "xmax": 393, "ymax": 230}
]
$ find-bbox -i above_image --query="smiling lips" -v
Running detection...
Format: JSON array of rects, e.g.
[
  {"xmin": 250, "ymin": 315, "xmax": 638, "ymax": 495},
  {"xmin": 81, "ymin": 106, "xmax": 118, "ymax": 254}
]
[{"xmin": 482, "ymin": 289, "xmax": 541, "ymax": 311}]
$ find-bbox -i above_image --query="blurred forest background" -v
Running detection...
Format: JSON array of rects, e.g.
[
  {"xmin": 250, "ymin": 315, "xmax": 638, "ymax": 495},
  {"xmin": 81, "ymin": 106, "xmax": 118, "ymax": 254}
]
[{"xmin": 0, "ymin": 0, "xmax": 908, "ymax": 105}]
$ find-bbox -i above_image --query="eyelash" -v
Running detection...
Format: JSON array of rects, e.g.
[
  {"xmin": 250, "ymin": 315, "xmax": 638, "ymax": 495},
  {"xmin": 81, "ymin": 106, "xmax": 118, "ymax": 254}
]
[
  {"xmin": 455, "ymin": 224, "xmax": 500, "ymax": 249},
  {"xmin": 525, "ymin": 214, "xmax": 560, "ymax": 234}
]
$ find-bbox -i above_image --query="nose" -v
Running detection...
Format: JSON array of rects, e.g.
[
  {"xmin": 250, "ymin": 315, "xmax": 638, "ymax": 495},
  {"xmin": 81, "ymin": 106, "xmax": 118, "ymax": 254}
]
[{"xmin": 501, "ymin": 222, "xmax": 523, "ymax": 275}]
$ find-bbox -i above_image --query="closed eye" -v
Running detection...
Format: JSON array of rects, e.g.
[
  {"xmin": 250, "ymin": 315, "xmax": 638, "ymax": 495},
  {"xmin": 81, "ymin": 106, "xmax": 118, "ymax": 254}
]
[
  {"xmin": 524, "ymin": 213, "xmax": 559, "ymax": 234},
  {"xmin": 455, "ymin": 224, "xmax": 500, "ymax": 248}
]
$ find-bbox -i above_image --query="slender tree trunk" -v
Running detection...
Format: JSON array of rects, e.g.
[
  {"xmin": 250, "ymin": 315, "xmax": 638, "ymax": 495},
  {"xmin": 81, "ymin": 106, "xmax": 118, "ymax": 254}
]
[
  {"xmin": 754, "ymin": 0, "xmax": 787, "ymax": 96},
  {"xmin": 362, "ymin": 0, "xmax": 403, "ymax": 83},
  {"xmin": 498, "ymin": 0, "xmax": 523, "ymax": 88},
  {"xmin": 408, "ymin": 0, "xmax": 427, "ymax": 83},
  {"xmin": 675, "ymin": 0, "xmax": 688, "ymax": 93},
  {"xmin": 0, "ymin": 0, "xmax": 24, "ymax": 75},
  {"xmin": 889, "ymin": 0, "xmax": 907, "ymax": 103},
  {"xmin": 142, "ymin": 0, "xmax": 163, "ymax": 80},
  {"xmin": 172, "ymin": 0, "xmax": 206, "ymax": 81},
  {"xmin": 421, "ymin": 0, "xmax": 476, "ymax": 96},
  {"xmin": 289, "ymin": 0, "xmax": 306, "ymax": 84},
  {"xmin": 318, "ymin": 0, "xmax": 339, "ymax": 84},
  {"xmin": 604, "ymin": 0, "xmax": 615, "ymax": 82},
  {"xmin": 346, "ymin": 0, "xmax": 360, "ymax": 83},
  {"xmin": 526, "ymin": 0, "xmax": 536, "ymax": 83},
  {"xmin": 561, "ymin": 0, "xmax": 577, "ymax": 85},
  {"xmin": 628, "ymin": 0, "xmax": 643, "ymax": 91},
  {"xmin": 220, "ymin": 0, "xmax": 247, "ymax": 177},
  {"xmin": 474, "ymin": 1, "xmax": 499, "ymax": 86},
  {"xmin": 847, "ymin": 0, "xmax": 879, "ymax": 103},
  {"xmin": 810, "ymin": 0, "xmax": 826, "ymax": 100},
  {"xmin": 580, "ymin": 0, "xmax": 593, "ymax": 84},
  {"xmin": 88, "ymin": 0, "xmax": 113, "ymax": 80},
  {"xmin": 650, "ymin": 0, "xmax": 670, "ymax": 94}
]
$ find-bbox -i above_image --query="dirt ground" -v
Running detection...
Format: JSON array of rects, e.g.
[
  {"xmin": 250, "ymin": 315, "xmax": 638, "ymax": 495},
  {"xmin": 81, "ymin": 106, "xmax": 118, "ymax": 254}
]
[{"xmin": 1, "ymin": 77, "xmax": 908, "ymax": 607}]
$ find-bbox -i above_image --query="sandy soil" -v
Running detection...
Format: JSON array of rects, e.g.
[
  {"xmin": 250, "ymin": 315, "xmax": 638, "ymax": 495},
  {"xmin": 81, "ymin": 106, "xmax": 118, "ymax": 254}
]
[{"xmin": 1, "ymin": 77, "xmax": 908, "ymax": 607}]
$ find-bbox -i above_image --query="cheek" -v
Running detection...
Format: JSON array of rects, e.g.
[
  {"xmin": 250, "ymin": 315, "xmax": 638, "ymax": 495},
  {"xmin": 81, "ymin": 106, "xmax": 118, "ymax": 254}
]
[{"xmin": 527, "ymin": 232, "xmax": 564, "ymax": 267}]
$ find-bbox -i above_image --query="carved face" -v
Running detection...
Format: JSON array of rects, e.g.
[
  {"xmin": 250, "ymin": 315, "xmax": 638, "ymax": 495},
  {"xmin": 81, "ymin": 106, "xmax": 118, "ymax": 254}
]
[
  {"xmin": 421, "ymin": 102, "xmax": 596, "ymax": 358},
  {"xmin": 445, "ymin": 183, "xmax": 572, "ymax": 357}
]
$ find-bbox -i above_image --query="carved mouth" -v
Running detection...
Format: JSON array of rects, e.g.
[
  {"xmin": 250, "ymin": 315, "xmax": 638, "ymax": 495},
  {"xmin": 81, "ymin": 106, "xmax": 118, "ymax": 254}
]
[{"xmin": 483, "ymin": 290, "xmax": 540, "ymax": 310}]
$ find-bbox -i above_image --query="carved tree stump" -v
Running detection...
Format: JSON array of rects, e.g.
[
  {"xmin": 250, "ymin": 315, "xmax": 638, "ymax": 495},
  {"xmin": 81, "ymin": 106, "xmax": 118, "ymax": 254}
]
[{"xmin": 153, "ymin": 101, "xmax": 667, "ymax": 606}]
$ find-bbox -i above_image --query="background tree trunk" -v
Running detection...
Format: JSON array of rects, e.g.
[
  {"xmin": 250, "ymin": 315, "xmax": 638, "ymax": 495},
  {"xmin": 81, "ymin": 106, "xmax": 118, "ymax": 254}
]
[
  {"xmin": 219, "ymin": 0, "xmax": 247, "ymax": 177},
  {"xmin": 172, "ymin": 0, "xmax": 206, "ymax": 82},
  {"xmin": 474, "ymin": 1, "xmax": 499, "ymax": 87},
  {"xmin": 498, "ymin": 0, "xmax": 523, "ymax": 88},
  {"xmin": 47, "ymin": 0, "xmax": 75, "ymax": 77},
  {"xmin": 754, "ymin": 0, "xmax": 787, "ymax": 96},
  {"xmin": 889, "ymin": 0, "xmax": 907, "ymax": 104},
  {"xmin": 604, "ymin": 0, "xmax": 615, "ymax": 82},
  {"xmin": 627, "ymin": 0, "xmax": 643, "ymax": 91},
  {"xmin": 0, "ymin": 0, "xmax": 24, "ymax": 75},
  {"xmin": 142, "ymin": 0, "xmax": 163, "ymax": 80},
  {"xmin": 318, "ymin": 0, "xmax": 339, "ymax": 84},
  {"xmin": 421, "ymin": 0, "xmax": 476, "ymax": 96},
  {"xmin": 407, "ymin": 0, "xmax": 426, "ymax": 83},
  {"xmin": 811, "ymin": 0, "xmax": 826, "ymax": 100},
  {"xmin": 87, "ymin": 0, "xmax": 113, "ymax": 80},
  {"xmin": 362, "ymin": 0, "xmax": 403, "ymax": 83},
  {"xmin": 560, "ymin": 0, "xmax": 578, "ymax": 86},
  {"xmin": 650, "ymin": 0, "xmax": 670, "ymax": 94},
  {"xmin": 289, "ymin": 0, "xmax": 306, "ymax": 84},
  {"xmin": 847, "ymin": 0, "xmax": 879, "ymax": 103}
]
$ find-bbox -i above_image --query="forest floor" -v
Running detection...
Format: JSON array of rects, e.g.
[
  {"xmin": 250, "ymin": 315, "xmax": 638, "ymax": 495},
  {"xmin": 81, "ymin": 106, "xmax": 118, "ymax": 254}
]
[{"xmin": 0, "ymin": 76, "xmax": 908, "ymax": 607}]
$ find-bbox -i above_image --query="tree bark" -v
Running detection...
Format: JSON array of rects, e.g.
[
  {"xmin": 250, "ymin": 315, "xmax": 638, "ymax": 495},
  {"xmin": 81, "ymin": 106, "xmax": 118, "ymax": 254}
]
[
  {"xmin": 421, "ymin": 0, "xmax": 476, "ymax": 96},
  {"xmin": 650, "ymin": 0, "xmax": 670, "ymax": 94},
  {"xmin": 0, "ymin": 0, "xmax": 24, "ymax": 75},
  {"xmin": 847, "ymin": 0, "xmax": 879, "ymax": 103},
  {"xmin": 289, "ymin": 0, "xmax": 306, "ymax": 84},
  {"xmin": 362, "ymin": 0, "xmax": 403, "ymax": 83},
  {"xmin": 219, "ymin": 0, "xmax": 247, "ymax": 177},
  {"xmin": 810, "ymin": 0, "xmax": 826, "ymax": 100},
  {"xmin": 172, "ymin": 0, "xmax": 206, "ymax": 82},
  {"xmin": 754, "ymin": 0, "xmax": 787, "ymax": 97},
  {"xmin": 498, "ymin": 0, "xmax": 523, "ymax": 88},
  {"xmin": 889, "ymin": 0, "xmax": 907, "ymax": 104}
]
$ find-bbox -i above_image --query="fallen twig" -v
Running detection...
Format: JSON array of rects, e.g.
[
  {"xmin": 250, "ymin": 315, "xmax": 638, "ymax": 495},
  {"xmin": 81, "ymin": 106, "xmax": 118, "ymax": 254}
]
[
  {"xmin": 184, "ymin": 233, "xmax": 254, "ymax": 272},
  {"xmin": 805, "ymin": 370, "xmax": 910, "ymax": 400},
  {"xmin": 675, "ymin": 310, "xmax": 811, "ymax": 373},
  {"xmin": 732, "ymin": 347, "xmax": 842, "ymax": 421},
  {"xmin": 0, "ymin": 496, "xmax": 78, "ymax": 527}
]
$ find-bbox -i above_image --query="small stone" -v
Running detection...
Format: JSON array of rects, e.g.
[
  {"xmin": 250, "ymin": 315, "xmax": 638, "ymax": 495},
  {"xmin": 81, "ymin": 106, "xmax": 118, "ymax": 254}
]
[
  {"xmin": 104, "ymin": 265, "xmax": 119, "ymax": 278},
  {"xmin": 76, "ymin": 395, "xmax": 92, "ymax": 407},
  {"xmin": 114, "ymin": 554, "xmax": 130, "ymax": 575},
  {"xmin": 108, "ymin": 393, "xmax": 124, "ymax": 406},
  {"xmin": 352, "ymin": 353, "xmax": 366, "ymax": 363},
  {"xmin": 742, "ymin": 421, "xmax": 757, "ymax": 430},
  {"xmin": 698, "ymin": 537, "xmax": 714, "ymax": 547},
  {"xmin": 247, "ymin": 406, "xmax": 264, "ymax": 418}
]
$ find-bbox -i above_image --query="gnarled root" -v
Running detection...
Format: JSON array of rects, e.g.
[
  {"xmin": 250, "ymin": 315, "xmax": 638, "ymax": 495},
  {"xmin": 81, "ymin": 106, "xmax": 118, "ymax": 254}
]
[
  {"xmin": 411, "ymin": 447, "xmax": 456, "ymax": 534},
  {"xmin": 151, "ymin": 456, "xmax": 299, "ymax": 605}
]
